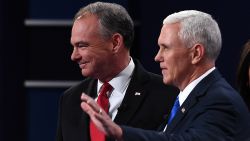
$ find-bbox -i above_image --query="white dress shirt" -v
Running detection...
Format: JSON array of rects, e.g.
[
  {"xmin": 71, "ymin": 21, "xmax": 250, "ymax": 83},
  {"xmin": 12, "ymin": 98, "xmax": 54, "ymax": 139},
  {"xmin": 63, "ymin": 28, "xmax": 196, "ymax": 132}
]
[
  {"xmin": 178, "ymin": 67, "xmax": 215, "ymax": 106},
  {"xmin": 97, "ymin": 58, "xmax": 135, "ymax": 120}
]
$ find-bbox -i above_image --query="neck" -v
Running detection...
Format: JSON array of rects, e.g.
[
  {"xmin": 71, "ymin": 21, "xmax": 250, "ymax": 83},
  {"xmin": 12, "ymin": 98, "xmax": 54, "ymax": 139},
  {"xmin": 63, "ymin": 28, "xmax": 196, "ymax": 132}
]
[
  {"xmin": 99, "ymin": 54, "xmax": 130, "ymax": 82},
  {"xmin": 178, "ymin": 62, "xmax": 214, "ymax": 91}
]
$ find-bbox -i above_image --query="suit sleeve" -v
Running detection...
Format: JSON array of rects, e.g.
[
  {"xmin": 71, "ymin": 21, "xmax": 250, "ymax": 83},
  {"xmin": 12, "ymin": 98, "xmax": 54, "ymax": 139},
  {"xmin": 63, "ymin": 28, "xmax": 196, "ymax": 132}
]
[{"xmin": 120, "ymin": 100, "xmax": 244, "ymax": 141}]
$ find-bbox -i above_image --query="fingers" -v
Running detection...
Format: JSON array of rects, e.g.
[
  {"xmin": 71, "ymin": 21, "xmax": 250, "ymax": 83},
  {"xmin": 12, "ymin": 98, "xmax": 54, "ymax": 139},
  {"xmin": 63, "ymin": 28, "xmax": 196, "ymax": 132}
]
[
  {"xmin": 81, "ymin": 93, "xmax": 109, "ymax": 117},
  {"xmin": 81, "ymin": 102, "xmax": 95, "ymax": 116},
  {"xmin": 80, "ymin": 93, "xmax": 123, "ymax": 140},
  {"xmin": 80, "ymin": 92, "xmax": 110, "ymax": 120},
  {"xmin": 81, "ymin": 93, "xmax": 101, "ymax": 114},
  {"xmin": 81, "ymin": 93, "xmax": 109, "ymax": 134},
  {"xmin": 95, "ymin": 111, "xmax": 123, "ymax": 140},
  {"xmin": 80, "ymin": 92, "xmax": 92, "ymax": 103}
]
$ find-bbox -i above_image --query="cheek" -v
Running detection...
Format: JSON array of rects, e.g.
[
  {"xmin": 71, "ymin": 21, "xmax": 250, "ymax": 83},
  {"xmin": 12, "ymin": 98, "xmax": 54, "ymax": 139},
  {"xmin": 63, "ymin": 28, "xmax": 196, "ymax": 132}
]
[
  {"xmin": 77, "ymin": 49, "xmax": 88, "ymax": 58},
  {"xmin": 168, "ymin": 59, "xmax": 185, "ymax": 80},
  {"xmin": 84, "ymin": 50, "xmax": 99, "ymax": 61},
  {"xmin": 162, "ymin": 69, "xmax": 172, "ymax": 82}
]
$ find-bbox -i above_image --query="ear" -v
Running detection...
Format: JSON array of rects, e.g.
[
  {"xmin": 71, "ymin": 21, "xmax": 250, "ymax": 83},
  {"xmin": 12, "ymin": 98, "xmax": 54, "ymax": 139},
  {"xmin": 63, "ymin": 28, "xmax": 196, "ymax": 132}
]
[
  {"xmin": 111, "ymin": 33, "xmax": 123, "ymax": 53},
  {"xmin": 191, "ymin": 44, "xmax": 205, "ymax": 64}
]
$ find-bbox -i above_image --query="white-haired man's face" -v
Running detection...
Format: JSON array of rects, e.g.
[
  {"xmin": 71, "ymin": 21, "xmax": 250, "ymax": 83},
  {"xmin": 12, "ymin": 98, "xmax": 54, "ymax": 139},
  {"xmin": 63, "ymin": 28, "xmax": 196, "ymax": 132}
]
[{"xmin": 155, "ymin": 23, "xmax": 194, "ymax": 90}]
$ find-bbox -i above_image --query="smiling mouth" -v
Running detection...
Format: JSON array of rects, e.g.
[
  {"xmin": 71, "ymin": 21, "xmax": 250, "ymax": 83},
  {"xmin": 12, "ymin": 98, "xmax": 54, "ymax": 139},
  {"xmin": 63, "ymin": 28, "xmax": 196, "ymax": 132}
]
[
  {"xmin": 161, "ymin": 68, "xmax": 168, "ymax": 73},
  {"xmin": 79, "ymin": 62, "xmax": 87, "ymax": 68}
]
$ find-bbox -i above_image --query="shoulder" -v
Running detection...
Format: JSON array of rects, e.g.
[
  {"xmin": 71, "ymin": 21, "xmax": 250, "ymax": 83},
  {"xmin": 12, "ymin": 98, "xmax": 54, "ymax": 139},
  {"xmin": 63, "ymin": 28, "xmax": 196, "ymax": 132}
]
[
  {"xmin": 199, "ymin": 75, "xmax": 248, "ymax": 114},
  {"xmin": 206, "ymin": 77, "xmax": 239, "ymax": 100},
  {"xmin": 62, "ymin": 77, "xmax": 96, "ymax": 100}
]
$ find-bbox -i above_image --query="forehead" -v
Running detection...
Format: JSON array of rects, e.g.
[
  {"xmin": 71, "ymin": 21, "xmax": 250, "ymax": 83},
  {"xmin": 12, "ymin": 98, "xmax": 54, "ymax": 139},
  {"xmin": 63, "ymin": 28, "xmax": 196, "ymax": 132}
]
[
  {"xmin": 72, "ymin": 15, "xmax": 99, "ymax": 33},
  {"xmin": 158, "ymin": 23, "xmax": 180, "ymax": 44},
  {"xmin": 71, "ymin": 15, "xmax": 101, "ymax": 43}
]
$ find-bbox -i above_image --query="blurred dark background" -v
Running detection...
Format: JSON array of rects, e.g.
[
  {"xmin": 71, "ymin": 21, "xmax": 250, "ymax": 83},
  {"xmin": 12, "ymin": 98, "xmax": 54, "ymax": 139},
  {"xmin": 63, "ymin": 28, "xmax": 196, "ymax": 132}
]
[{"xmin": 0, "ymin": 0, "xmax": 249, "ymax": 141}]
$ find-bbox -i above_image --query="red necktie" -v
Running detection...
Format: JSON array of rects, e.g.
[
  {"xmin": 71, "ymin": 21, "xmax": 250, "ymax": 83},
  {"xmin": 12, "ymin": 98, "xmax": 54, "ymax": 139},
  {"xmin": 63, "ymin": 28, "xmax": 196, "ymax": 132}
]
[{"xmin": 90, "ymin": 82, "xmax": 113, "ymax": 141}]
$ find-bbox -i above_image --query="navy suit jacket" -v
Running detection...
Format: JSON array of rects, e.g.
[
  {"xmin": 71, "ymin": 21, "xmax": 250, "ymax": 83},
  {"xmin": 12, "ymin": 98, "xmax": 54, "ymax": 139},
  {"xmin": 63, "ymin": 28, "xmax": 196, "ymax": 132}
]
[
  {"xmin": 56, "ymin": 59, "xmax": 179, "ymax": 141},
  {"xmin": 122, "ymin": 69, "xmax": 250, "ymax": 141}
]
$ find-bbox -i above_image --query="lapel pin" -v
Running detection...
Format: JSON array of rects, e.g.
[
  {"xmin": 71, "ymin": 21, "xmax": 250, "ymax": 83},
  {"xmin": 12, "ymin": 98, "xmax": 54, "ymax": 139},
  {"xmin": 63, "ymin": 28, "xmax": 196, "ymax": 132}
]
[
  {"xmin": 135, "ymin": 92, "xmax": 141, "ymax": 96},
  {"xmin": 181, "ymin": 107, "xmax": 186, "ymax": 113}
]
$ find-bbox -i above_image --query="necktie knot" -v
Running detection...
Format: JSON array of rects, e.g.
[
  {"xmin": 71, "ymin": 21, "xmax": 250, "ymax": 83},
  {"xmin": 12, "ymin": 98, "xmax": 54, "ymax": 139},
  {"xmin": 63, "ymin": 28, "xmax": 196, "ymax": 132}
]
[
  {"xmin": 97, "ymin": 82, "xmax": 113, "ymax": 114},
  {"xmin": 99, "ymin": 82, "xmax": 113, "ymax": 98}
]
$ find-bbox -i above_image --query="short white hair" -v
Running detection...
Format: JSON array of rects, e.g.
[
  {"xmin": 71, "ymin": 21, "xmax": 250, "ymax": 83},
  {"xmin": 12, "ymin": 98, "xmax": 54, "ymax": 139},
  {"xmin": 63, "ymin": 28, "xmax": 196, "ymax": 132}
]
[
  {"xmin": 163, "ymin": 10, "xmax": 211, "ymax": 24},
  {"xmin": 163, "ymin": 10, "xmax": 222, "ymax": 61}
]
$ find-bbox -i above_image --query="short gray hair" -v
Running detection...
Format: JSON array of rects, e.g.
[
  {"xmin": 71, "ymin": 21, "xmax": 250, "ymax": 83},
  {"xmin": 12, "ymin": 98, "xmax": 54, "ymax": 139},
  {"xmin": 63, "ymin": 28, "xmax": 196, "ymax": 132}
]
[
  {"xmin": 163, "ymin": 10, "xmax": 222, "ymax": 61},
  {"xmin": 74, "ymin": 2, "xmax": 134, "ymax": 49}
]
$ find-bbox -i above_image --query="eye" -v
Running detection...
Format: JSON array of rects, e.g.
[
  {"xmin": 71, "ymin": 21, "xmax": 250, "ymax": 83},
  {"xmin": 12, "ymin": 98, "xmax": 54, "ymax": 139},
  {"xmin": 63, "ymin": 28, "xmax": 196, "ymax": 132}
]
[
  {"xmin": 76, "ymin": 42, "xmax": 89, "ymax": 48},
  {"xmin": 162, "ymin": 45, "xmax": 169, "ymax": 50}
]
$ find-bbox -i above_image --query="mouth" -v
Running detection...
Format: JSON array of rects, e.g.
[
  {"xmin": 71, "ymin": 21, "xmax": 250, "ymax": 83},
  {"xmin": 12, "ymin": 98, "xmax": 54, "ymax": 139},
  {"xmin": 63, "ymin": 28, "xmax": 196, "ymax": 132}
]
[
  {"xmin": 160, "ymin": 66, "xmax": 167, "ymax": 70},
  {"xmin": 160, "ymin": 64, "xmax": 165, "ymax": 69},
  {"xmin": 161, "ymin": 68, "xmax": 167, "ymax": 75},
  {"xmin": 79, "ymin": 62, "xmax": 88, "ymax": 69},
  {"xmin": 161, "ymin": 69, "xmax": 166, "ymax": 73}
]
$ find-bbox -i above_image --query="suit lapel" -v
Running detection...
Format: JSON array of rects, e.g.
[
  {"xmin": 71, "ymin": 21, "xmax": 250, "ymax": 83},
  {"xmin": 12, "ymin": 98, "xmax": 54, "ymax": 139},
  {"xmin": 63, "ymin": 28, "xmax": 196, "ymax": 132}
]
[
  {"xmin": 166, "ymin": 69, "xmax": 221, "ymax": 132},
  {"xmin": 157, "ymin": 118, "xmax": 169, "ymax": 131},
  {"xmin": 80, "ymin": 78, "xmax": 98, "ymax": 141},
  {"xmin": 114, "ymin": 60, "xmax": 150, "ymax": 125}
]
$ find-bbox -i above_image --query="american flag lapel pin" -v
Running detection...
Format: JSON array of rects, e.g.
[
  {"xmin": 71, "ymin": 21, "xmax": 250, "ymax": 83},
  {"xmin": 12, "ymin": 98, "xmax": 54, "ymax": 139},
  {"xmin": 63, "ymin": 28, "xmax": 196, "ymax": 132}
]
[
  {"xmin": 135, "ymin": 92, "xmax": 141, "ymax": 96},
  {"xmin": 181, "ymin": 107, "xmax": 186, "ymax": 113}
]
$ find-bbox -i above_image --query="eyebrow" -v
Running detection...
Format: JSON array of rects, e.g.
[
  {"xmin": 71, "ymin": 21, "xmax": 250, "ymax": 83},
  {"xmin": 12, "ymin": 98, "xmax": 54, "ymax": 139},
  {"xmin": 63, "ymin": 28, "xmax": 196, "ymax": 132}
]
[
  {"xmin": 158, "ymin": 43, "xmax": 167, "ymax": 47},
  {"xmin": 72, "ymin": 41, "xmax": 89, "ymax": 47}
]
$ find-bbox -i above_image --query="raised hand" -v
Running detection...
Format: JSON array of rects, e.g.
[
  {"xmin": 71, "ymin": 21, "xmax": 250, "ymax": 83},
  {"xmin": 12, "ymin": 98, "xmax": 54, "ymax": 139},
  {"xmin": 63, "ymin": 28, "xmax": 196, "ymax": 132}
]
[{"xmin": 81, "ymin": 93, "xmax": 124, "ymax": 141}]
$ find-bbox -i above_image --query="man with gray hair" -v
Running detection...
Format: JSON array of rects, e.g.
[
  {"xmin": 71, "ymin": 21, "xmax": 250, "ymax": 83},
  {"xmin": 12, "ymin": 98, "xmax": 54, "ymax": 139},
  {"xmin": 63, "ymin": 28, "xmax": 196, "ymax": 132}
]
[
  {"xmin": 81, "ymin": 10, "xmax": 250, "ymax": 141},
  {"xmin": 56, "ymin": 2, "xmax": 179, "ymax": 141}
]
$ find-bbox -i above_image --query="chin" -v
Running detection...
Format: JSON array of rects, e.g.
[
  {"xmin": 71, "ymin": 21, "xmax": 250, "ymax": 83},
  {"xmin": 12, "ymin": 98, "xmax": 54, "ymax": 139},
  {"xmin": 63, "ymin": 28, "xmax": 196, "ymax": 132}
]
[
  {"xmin": 81, "ymin": 70, "xmax": 91, "ymax": 77},
  {"xmin": 163, "ymin": 77, "xmax": 172, "ymax": 85},
  {"xmin": 163, "ymin": 79, "xmax": 168, "ymax": 85}
]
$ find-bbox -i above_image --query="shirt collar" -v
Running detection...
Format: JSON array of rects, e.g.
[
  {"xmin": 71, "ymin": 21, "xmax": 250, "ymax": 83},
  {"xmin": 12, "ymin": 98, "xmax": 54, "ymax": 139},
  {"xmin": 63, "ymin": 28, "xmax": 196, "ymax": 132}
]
[{"xmin": 178, "ymin": 67, "xmax": 215, "ymax": 106}]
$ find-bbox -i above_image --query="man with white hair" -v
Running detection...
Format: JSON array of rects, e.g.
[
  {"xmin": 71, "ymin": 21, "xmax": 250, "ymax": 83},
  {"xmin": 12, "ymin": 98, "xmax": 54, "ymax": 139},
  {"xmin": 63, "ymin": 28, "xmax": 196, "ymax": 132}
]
[{"xmin": 81, "ymin": 10, "xmax": 250, "ymax": 141}]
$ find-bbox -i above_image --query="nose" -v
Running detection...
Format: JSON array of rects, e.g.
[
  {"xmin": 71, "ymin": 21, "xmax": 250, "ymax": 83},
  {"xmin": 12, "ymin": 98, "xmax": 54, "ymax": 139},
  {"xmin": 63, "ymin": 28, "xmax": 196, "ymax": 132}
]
[
  {"xmin": 154, "ymin": 49, "xmax": 162, "ymax": 62},
  {"xmin": 71, "ymin": 47, "xmax": 81, "ymax": 61}
]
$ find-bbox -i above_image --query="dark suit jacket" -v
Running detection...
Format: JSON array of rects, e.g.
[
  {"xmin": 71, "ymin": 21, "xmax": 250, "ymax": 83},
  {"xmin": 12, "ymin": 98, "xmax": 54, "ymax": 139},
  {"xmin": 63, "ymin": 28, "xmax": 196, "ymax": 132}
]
[
  {"xmin": 121, "ymin": 69, "xmax": 250, "ymax": 141},
  {"xmin": 56, "ymin": 60, "xmax": 179, "ymax": 141}
]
